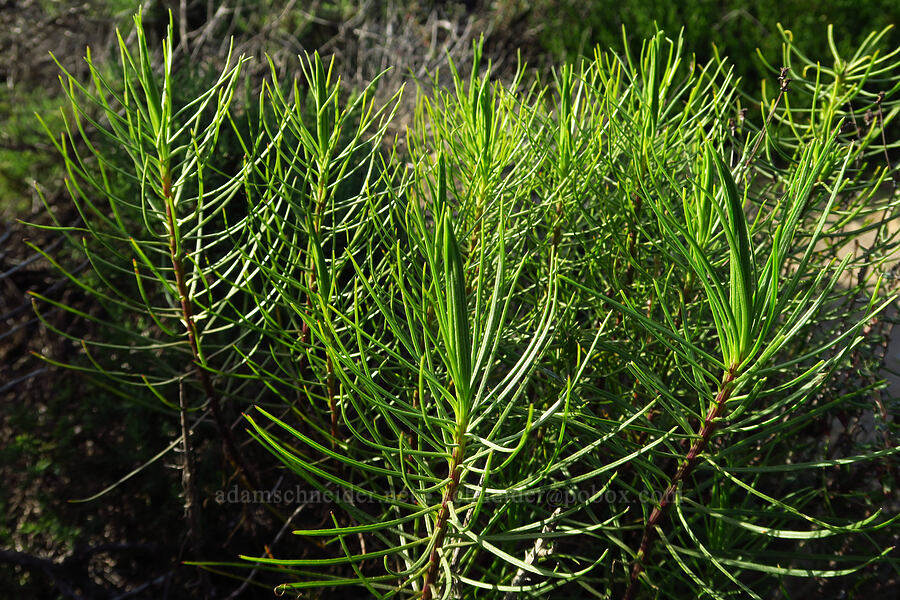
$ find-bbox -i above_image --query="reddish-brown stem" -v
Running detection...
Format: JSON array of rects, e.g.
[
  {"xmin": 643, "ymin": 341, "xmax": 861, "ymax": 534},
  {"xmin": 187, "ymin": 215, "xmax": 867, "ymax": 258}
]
[
  {"xmin": 421, "ymin": 438, "xmax": 466, "ymax": 600},
  {"xmin": 163, "ymin": 172, "xmax": 260, "ymax": 490},
  {"xmin": 623, "ymin": 369, "xmax": 736, "ymax": 600}
]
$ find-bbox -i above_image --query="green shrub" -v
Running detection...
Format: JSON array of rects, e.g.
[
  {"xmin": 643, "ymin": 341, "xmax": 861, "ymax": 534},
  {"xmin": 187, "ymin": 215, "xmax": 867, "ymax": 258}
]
[{"xmin": 32, "ymin": 12, "xmax": 899, "ymax": 599}]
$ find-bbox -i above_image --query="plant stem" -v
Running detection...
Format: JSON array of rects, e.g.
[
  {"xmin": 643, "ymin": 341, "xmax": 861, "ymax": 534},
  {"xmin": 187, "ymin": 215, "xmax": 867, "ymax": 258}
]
[
  {"xmin": 874, "ymin": 91, "xmax": 898, "ymax": 187},
  {"xmin": 326, "ymin": 354, "xmax": 338, "ymax": 443},
  {"xmin": 422, "ymin": 432, "xmax": 467, "ymax": 600},
  {"xmin": 503, "ymin": 507, "xmax": 562, "ymax": 600},
  {"xmin": 162, "ymin": 171, "xmax": 260, "ymax": 490},
  {"xmin": 743, "ymin": 67, "xmax": 790, "ymax": 172},
  {"xmin": 624, "ymin": 192, "xmax": 642, "ymax": 289},
  {"xmin": 310, "ymin": 183, "xmax": 341, "ymax": 443},
  {"xmin": 178, "ymin": 379, "xmax": 202, "ymax": 543},
  {"xmin": 623, "ymin": 368, "xmax": 736, "ymax": 600},
  {"xmin": 177, "ymin": 379, "xmax": 212, "ymax": 597}
]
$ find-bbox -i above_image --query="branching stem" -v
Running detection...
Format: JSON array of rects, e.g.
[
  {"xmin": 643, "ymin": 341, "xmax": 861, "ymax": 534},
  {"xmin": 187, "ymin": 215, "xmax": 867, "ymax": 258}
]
[
  {"xmin": 422, "ymin": 432, "xmax": 467, "ymax": 600},
  {"xmin": 743, "ymin": 66, "xmax": 791, "ymax": 171},
  {"xmin": 623, "ymin": 368, "xmax": 736, "ymax": 600},
  {"xmin": 163, "ymin": 171, "xmax": 260, "ymax": 490}
]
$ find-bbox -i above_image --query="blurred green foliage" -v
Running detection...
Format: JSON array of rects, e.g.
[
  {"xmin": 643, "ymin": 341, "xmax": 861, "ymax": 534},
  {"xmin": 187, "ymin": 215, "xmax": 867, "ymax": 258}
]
[
  {"xmin": 0, "ymin": 89, "xmax": 66, "ymax": 218},
  {"xmin": 534, "ymin": 0, "xmax": 900, "ymax": 85}
]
